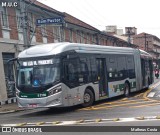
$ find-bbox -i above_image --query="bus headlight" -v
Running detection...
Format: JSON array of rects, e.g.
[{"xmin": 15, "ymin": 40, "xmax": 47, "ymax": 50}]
[{"xmin": 48, "ymin": 86, "xmax": 62, "ymax": 96}]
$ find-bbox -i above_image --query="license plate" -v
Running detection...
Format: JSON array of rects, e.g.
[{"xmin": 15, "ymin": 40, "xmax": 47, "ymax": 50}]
[{"xmin": 28, "ymin": 104, "xmax": 37, "ymax": 108}]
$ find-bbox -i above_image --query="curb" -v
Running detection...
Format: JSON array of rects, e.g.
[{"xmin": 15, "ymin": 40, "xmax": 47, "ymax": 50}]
[
  {"xmin": 1, "ymin": 115, "xmax": 160, "ymax": 126},
  {"xmin": 0, "ymin": 97, "xmax": 17, "ymax": 106},
  {"xmin": 0, "ymin": 97, "xmax": 23, "ymax": 114},
  {"xmin": 0, "ymin": 110, "xmax": 17, "ymax": 114},
  {"xmin": 0, "ymin": 109, "xmax": 25, "ymax": 114}
]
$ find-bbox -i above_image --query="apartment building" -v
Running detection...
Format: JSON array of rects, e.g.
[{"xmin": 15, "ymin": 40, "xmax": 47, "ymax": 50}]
[{"xmin": 133, "ymin": 32, "xmax": 160, "ymax": 67}]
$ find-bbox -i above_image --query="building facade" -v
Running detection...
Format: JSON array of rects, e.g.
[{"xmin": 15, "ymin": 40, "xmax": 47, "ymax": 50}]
[
  {"xmin": 0, "ymin": 0, "xmax": 134, "ymax": 101},
  {"xmin": 0, "ymin": 0, "xmax": 65, "ymax": 101},
  {"xmin": 133, "ymin": 32, "xmax": 160, "ymax": 67}
]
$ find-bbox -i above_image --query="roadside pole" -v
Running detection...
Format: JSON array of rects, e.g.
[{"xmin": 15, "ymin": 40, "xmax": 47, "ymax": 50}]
[{"xmin": 20, "ymin": 0, "xmax": 30, "ymax": 49}]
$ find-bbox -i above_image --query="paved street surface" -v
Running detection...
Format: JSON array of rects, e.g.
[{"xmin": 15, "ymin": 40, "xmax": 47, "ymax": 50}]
[{"xmin": 0, "ymin": 77, "xmax": 160, "ymax": 135}]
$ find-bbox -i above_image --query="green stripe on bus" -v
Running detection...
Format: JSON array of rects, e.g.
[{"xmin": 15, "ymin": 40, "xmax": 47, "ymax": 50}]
[
  {"xmin": 19, "ymin": 91, "xmax": 48, "ymax": 98},
  {"xmin": 112, "ymin": 81, "xmax": 136, "ymax": 92}
]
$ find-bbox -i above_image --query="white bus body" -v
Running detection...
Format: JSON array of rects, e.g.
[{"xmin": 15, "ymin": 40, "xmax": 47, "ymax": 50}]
[{"xmin": 16, "ymin": 43, "xmax": 153, "ymax": 108}]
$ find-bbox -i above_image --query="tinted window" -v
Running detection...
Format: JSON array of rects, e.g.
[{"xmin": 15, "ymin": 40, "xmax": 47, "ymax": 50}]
[
  {"xmin": 107, "ymin": 56, "xmax": 117, "ymax": 81},
  {"xmin": 117, "ymin": 56, "xmax": 126, "ymax": 79},
  {"xmin": 126, "ymin": 56, "xmax": 135, "ymax": 78},
  {"xmin": 63, "ymin": 58, "xmax": 79, "ymax": 83},
  {"xmin": 79, "ymin": 57, "xmax": 89, "ymax": 82},
  {"xmin": 90, "ymin": 57, "xmax": 97, "ymax": 82}
]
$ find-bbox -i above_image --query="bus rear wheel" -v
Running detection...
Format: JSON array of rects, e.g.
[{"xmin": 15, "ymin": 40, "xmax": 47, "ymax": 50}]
[
  {"xmin": 82, "ymin": 89, "xmax": 94, "ymax": 107},
  {"xmin": 124, "ymin": 83, "xmax": 130, "ymax": 97}
]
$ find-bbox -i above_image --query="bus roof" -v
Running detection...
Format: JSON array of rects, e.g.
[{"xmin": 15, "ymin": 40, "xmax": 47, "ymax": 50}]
[{"xmin": 18, "ymin": 42, "xmax": 151, "ymax": 58}]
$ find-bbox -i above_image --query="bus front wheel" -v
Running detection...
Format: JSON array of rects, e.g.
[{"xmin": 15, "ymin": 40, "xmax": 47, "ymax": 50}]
[
  {"xmin": 124, "ymin": 83, "xmax": 130, "ymax": 97},
  {"xmin": 82, "ymin": 89, "xmax": 94, "ymax": 107}
]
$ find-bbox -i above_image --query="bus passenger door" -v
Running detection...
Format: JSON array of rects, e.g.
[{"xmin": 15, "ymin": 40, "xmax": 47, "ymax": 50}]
[
  {"xmin": 141, "ymin": 59, "xmax": 145, "ymax": 86},
  {"xmin": 96, "ymin": 58, "xmax": 107, "ymax": 97}
]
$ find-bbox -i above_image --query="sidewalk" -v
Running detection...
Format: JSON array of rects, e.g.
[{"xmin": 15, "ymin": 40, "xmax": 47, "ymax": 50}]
[
  {"xmin": 0, "ymin": 103, "xmax": 22, "ymax": 114},
  {"xmin": 0, "ymin": 98, "xmax": 24, "ymax": 114},
  {"xmin": 151, "ymin": 77, "xmax": 160, "ymax": 87}
]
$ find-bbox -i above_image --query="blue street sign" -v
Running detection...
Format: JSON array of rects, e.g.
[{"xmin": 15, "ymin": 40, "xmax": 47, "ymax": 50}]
[{"xmin": 36, "ymin": 17, "xmax": 63, "ymax": 25}]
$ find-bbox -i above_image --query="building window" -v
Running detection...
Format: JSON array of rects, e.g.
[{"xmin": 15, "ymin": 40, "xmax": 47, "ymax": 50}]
[
  {"xmin": 86, "ymin": 34, "xmax": 90, "ymax": 44},
  {"xmin": 92, "ymin": 35, "xmax": 95, "ymax": 44},
  {"xmin": 69, "ymin": 29, "xmax": 73, "ymax": 42},
  {"xmin": 1, "ymin": 7, "xmax": 9, "ymax": 28},
  {"xmin": 41, "ymin": 24, "xmax": 47, "ymax": 37},
  {"xmin": 28, "ymin": 12, "xmax": 35, "ymax": 33},
  {"xmin": 16, "ymin": 9, "xmax": 22, "ymax": 30},
  {"xmin": 81, "ymin": 32, "xmax": 84, "ymax": 43},
  {"xmin": 54, "ymin": 26, "xmax": 61, "ymax": 42},
  {"xmin": 39, "ymin": 16, "xmax": 47, "ymax": 37},
  {"xmin": 76, "ymin": 30, "xmax": 80, "ymax": 43},
  {"xmin": 101, "ymin": 39, "xmax": 104, "ymax": 45}
]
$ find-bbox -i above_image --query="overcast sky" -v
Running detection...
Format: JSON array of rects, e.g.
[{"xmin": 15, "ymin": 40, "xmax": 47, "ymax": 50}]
[{"xmin": 38, "ymin": 0, "xmax": 160, "ymax": 37}]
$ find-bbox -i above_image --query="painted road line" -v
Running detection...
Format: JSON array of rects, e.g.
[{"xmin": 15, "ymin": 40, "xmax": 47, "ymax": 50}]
[
  {"xmin": 147, "ymin": 92, "xmax": 156, "ymax": 97},
  {"xmin": 91, "ymin": 100, "xmax": 158, "ymax": 110},
  {"xmin": 133, "ymin": 93, "xmax": 144, "ymax": 98},
  {"xmin": 80, "ymin": 100, "xmax": 158, "ymax": 111},
  {"xmin": 2, "ymin": 116, "xmax": 160, "ymax": 126},
  {"xmin": 79, "ymin": 98, "xmax": 147, "ymax": 111},
  {"xmin": 79, "ymin": 98, "xmax": 129, "ymax": 110},
  {"xmin": 129, "ymin": 102, "xmax": 160, "ymax": 108},
  {"xmin": 150, "ymin": 80, "xmax": 160, "ymax": 89},
  {"xmin": 78, "ymin": 98, "xmax": 154, "ymax": 111},
  {"xmin": 58, "ymin": 121, "xmax": 77, "ymax": 125}
]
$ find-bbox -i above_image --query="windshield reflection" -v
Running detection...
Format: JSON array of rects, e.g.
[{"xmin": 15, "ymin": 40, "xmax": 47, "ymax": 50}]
[{"xmin": 17, "ymin": 64, "xmax": 60, "ymax": 87}]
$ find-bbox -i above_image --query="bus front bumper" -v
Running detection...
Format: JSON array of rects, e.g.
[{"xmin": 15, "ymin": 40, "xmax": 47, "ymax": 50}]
[{"xmin": 17, "ymin": 92, "xmax": 63, "ymax": 108}]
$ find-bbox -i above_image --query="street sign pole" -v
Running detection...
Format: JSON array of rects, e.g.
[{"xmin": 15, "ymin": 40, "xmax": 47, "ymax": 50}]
[{"xmin": 20, "ymin": 0, "xmax": 30, "ymax": 49}]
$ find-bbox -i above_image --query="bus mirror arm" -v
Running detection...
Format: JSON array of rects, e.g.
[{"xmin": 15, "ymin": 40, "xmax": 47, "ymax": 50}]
[{"xmin": 7, "ymin": 58, "xmax": 18, "ymax": 63}]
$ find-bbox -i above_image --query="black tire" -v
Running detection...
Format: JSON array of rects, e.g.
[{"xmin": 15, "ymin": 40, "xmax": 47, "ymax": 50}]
[
  {"xmin": 82, "ymin": 89, "xmax": 94, "ymax": 107},
  {"xmin": 124, "ymin": 83, "xmax": 130, "ymax": 97}
]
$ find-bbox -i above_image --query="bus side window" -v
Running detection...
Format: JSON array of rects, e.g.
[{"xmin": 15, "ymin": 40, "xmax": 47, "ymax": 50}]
[
  {"xmin": 64, "ymin": 60, "xmax": 78, "ymax": 83},
  {"xmin": 79, "ymin": 61, "xmax": 89, "ymax": 82},
  {"xmin": 107, "ymin": 56, "xmax": 117, "ymax": 81},
  {"xmin": 117, "ymin": 56, "xmax": 126, "ymax": 80},
  {"xmin": 90, "ymin": 57, "xmax": 97, "ymax": 82},
  {"xmin": 126, "ymin": 56, "xmax": 135, "ymax": 78}
]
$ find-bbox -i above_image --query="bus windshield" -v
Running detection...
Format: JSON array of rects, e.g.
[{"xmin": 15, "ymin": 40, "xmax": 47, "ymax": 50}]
[
  {"xmin": 17, "ymin": 58, "xmax": 60, "ymax": 93},
  {"xmin": 17, "ymin": 65, "xmax": 60, "ymax": 87}
]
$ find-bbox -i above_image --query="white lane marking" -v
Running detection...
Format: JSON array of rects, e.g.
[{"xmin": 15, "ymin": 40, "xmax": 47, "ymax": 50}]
[
  {"xmin": 151, "ymin": 81, "xmax": 160, "ymax": 89},
  {"xmin": 147, "ymin": 92, "xmax": 156, "ymax": 97},
  {"xmin": 156, "ymin": 94, "xmax": 160, "ymax": 97},
  {"xmin": 1, "ymin": 116, "xmax": 160, "ymax": 126}
]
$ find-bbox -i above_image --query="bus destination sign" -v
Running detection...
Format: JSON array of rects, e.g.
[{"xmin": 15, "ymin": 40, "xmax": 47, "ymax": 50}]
[{"xmin": 23, "ymin": 59, "xmax": 53, "ymax": 66}]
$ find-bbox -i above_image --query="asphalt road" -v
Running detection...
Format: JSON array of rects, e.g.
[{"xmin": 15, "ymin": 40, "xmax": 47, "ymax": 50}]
[{"xmin": 1, "ymin": 78, "xmax": 160, "ymax": 134}]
